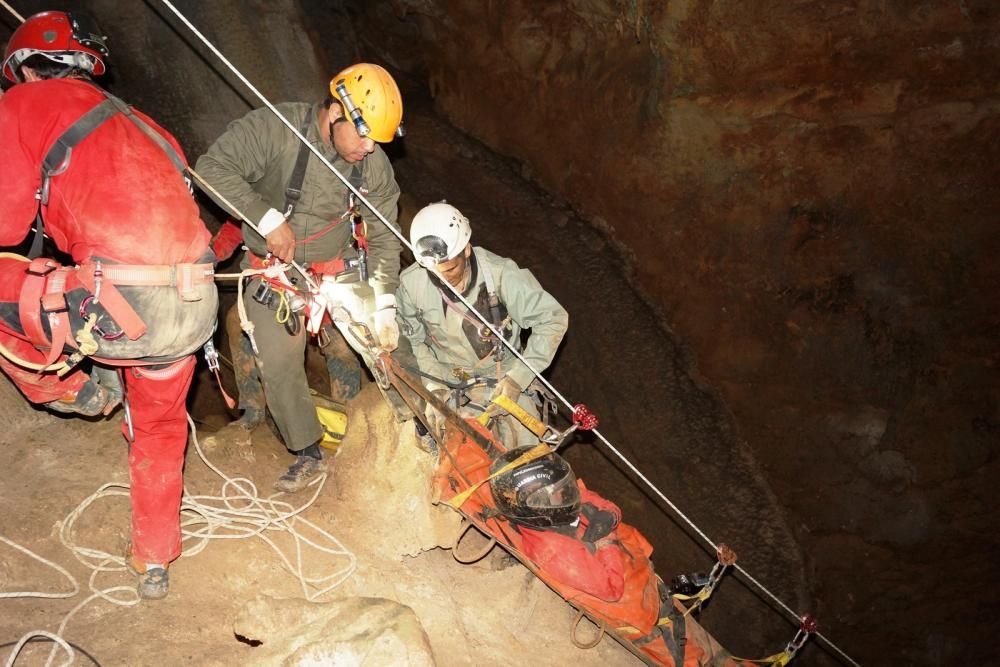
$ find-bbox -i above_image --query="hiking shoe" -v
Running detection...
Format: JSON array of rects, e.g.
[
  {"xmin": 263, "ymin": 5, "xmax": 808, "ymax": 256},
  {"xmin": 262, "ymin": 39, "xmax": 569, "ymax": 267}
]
[
  {"xmin": 45, "ymin": 376, "xmax": 110, "ymax": 417},
  {"xmin": 125, "ymin": 551, "xmax": 170, "ymax": 600},
  {"xmin": 274, "ymin": 455, "xmax": 328, "ymax": 493}
]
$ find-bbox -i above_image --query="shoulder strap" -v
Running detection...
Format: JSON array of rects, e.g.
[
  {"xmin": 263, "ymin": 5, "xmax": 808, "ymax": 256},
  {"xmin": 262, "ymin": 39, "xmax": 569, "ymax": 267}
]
[
  {"xmin": 40, "ymin": 97, "xmax": 120, "ymax": 201},
  {"xmin": 284, "ymin": 112, "xmax": 315, "ymax": 217},
  {"xmin": 40, "ymin": 87, "xmax": 189, "ymax": 196},
  {"xmin": 105, "ymin": 91, "xmax": 188, "ymax": 177},
  {"xmin": 32, "ymin": 96, "xmax": 121, "ymax": 258},
  {"xmin": 347, "ymin": 163, "xmax": 364, "ymax": 205},
  {"xmin": 31, "ymin": 86, "xmax": 189, "ymax": 258},
  {"xmin": 473, "ymin": 247, "xmax": 498, "ymax": 297}
]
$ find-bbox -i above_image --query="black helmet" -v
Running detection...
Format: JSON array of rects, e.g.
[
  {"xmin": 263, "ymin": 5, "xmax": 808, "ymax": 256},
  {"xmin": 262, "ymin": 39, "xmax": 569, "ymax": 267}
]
[{"xmin": 489, "ymin": 447, "xmax": 581, "ymax": 529}]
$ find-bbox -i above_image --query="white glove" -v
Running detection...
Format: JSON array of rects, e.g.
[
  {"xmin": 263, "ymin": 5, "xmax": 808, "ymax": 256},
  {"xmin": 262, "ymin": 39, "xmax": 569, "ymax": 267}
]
[
  {"xmin": 373, "ymin": 293, "xmax": 399, "ymax": 351},
  {"xmin": 423, "ymin": 388, "xmax": 451, "ymax": 438}
]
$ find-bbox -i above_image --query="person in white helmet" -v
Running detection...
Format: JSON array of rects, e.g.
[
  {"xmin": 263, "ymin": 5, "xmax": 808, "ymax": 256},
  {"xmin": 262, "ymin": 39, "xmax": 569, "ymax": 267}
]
[{"xmin": 396, "ymin": 202, "xmax": 569, "ymax": 447}]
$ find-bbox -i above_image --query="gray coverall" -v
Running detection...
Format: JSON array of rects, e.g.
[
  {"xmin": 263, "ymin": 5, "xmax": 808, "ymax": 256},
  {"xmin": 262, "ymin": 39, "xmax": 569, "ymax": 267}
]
[{"xmin": 396, "ymin": 246, "xmax": 568, "ymax": 448}]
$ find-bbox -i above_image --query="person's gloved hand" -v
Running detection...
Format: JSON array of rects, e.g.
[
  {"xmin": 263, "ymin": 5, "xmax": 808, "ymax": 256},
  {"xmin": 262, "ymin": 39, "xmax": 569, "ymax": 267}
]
[
  {"xmin": 259, "ymin": 208, "xmax": 295, "ymax": 262},
  {"xmin": 423, "ymin": 387, "xmax": 451, "ymax": 437},
  {"xmin": 484, "ymin": 375, "xmax": 522, "ymax": 418},
  {"xmin": 210, "ymin": 220, "xmax": 244, "ymax": 264},
  {"xmin": 373, "ymin": 293, "xmax": 399, "ymax": 351}
]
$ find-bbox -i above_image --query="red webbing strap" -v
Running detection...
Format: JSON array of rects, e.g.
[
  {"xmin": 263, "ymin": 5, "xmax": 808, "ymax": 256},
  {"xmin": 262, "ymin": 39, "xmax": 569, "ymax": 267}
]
[
  {"xmin": 15, "ymin": 259, "xmax": 77, "ymax": 369},
  {"xmin": 18, "ymin": 258, "xmax": 55, "ymax": 348},
  {"xmin": 40, "ymin": 268, "xmax": 72, "ymax": 368},
  {"xmin": 247, "ymin": 251, "xmax": 345, "ymax": 277}
]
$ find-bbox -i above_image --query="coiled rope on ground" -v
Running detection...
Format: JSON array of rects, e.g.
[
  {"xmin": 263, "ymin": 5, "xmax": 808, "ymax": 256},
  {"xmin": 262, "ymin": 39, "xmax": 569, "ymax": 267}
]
[{"xmin": 0, "ymin": 415, "xmax": 355, "ymax": 667}]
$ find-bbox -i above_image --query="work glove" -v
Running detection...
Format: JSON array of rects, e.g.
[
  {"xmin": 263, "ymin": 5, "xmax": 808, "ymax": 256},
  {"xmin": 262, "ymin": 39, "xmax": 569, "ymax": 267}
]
[
  {"xmin": 423, "ymin": 387, "xmax": 451, "ymax": 438},
  {"xmin": 373, "ymin": 293, "xmax": 400, "ymax": 351},
  {"xmin": 209, "ymin": 220, "xmax": 244, "ymax": 264},
  {"xmin": 483, "ymin": 375, "xmax": 522, "ymax": 418}
]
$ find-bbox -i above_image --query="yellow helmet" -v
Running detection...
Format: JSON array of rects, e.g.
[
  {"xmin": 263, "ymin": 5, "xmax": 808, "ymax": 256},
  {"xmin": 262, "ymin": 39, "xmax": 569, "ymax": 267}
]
[{"xmin": 330, "ymin": 63, "xmax": 404, "ymax": 143}]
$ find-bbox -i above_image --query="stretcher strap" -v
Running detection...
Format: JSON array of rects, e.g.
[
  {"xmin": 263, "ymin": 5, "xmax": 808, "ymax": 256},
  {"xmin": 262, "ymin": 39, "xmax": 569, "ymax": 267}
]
[
  {"xmin": 446, "ymin": 442, "xmax": 550, "ymax": 510},
  {"xmin": 476, "ymin": 393, "xmax": 548, "ymax": 437}
]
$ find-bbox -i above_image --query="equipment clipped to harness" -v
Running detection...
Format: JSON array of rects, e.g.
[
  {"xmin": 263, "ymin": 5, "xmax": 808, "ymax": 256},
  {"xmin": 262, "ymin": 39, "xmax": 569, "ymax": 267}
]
[
  {"xmin": 78, "ymin": 293, "xmax": 123, "ymax": 341},
  {"xmin": 204, "ymin": 339, "xmax": 236, "ymax": 409},
  {"xmin": 349, "ymin": 205, "xmax": 368, "ymax": 283},
  {"xmin": 344, "ymin": 163, "xmax": 369, "ymax": 283}
]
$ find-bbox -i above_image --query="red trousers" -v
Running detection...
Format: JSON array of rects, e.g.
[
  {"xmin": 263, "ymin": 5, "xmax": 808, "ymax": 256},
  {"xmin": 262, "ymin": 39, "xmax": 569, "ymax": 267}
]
[{"xmin": 0, "ymin": 257, "xmax": 192, "ymax": 564}]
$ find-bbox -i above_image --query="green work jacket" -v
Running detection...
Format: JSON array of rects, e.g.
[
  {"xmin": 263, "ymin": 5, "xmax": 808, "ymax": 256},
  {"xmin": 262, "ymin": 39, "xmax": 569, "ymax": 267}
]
[{"xmin": 196, "ymin": 102, "xmax": 401, "ymax": 296}]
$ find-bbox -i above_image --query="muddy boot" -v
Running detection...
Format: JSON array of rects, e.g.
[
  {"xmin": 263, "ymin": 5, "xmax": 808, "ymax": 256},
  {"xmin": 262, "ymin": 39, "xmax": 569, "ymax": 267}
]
[
  {"xmin": 274, "ymin": 447, "xmax": 328, "ymax": 493},
  {"xmin": 45, "ymin": 374, "xmax": 110, "ymax": 417},
  {"xmin": 126, "ymin": 550, "xmax": 170, "ymax": 601},
  {"xmin": 91, "ymin": 366, "xmax": 123, "ymax": 414}
]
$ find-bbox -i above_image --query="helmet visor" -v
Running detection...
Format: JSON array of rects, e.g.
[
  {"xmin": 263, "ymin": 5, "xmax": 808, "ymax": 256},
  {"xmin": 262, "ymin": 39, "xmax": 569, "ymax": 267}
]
[
  {"xmin": 523, "ymin": 473, "xmax": 580, "ymax": 513},
  {"xmin": 414, "ymin": 235, "xmax": 448, "ymax": 268}
]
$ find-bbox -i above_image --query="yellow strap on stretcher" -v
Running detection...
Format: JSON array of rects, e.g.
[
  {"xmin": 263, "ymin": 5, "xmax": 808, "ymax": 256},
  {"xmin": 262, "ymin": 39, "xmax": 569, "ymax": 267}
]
[
  {"xmin": 476, "ymin": 393, "xmax": 549, "ymax": 437},
  {"xmin": 673, "ymin": 586, "xmax": 716, "ymax": 616},
  {"xmin": 446, "ymin": 442, "xmax": 550, "ymax": 510},
  {"xmin": 618, "ymin": 617, "xmax": 794, "ymax": 665},
  {"xmin": 730, "ymin": 651, "xmax": 795, "ymax": 666}
]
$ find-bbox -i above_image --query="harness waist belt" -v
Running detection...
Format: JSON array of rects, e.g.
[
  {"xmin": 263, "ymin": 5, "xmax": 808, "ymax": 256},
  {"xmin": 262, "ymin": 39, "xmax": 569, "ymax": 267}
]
[
  {"xmin": 247, "ymin": 252, "xmax": 345, "ymax": 277},
  {"xmin": 79, "ymin": 261, "xmax": 214, "ymax": 303},
  {"xmin": 81, "ymin": 262, "xmax": 214, "ymax": 286}
]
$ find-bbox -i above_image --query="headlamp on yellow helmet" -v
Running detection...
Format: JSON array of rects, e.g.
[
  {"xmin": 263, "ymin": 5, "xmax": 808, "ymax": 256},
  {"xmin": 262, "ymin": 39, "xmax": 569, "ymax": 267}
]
[{"xmin": 330, "ymin": 63, "xmax": 405, "ymax": 143}]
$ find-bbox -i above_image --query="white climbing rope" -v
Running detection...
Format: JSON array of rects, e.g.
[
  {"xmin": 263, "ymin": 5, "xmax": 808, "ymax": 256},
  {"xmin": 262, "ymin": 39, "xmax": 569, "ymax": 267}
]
[
  {"xmin": 0, "ymin": 0, "xmax": 23, "ymax": 23},
  {"xmin": 1, "ymin": 414, "xmax": 356, "ymax": 667}
]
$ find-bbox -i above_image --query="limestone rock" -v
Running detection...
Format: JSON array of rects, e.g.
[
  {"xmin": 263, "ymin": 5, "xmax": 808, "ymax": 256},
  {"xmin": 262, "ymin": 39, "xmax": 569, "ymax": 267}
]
[{"xmin": 233, "ymin": 595, "xmax": 435, "ymax": 666}]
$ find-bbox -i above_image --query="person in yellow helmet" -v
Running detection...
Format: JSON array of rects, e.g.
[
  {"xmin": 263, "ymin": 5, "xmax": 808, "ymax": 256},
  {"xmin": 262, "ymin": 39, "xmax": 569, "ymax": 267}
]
[{"xmin": 196, "ymin": 63, "xmax": 404, "ymax": 492}]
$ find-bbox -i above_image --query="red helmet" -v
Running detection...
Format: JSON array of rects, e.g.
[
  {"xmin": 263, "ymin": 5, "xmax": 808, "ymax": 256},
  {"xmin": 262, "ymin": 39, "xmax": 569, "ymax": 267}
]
[{"xmin": 2, "ymin": 11, "xmax": 108, "ymax": 83}]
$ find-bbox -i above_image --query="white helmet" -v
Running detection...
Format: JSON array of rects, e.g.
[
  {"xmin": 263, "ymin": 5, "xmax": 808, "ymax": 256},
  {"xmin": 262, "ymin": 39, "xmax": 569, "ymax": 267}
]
[{"xmin": 409, "ymin": 202, "xmax": 471, "ymax": 268}]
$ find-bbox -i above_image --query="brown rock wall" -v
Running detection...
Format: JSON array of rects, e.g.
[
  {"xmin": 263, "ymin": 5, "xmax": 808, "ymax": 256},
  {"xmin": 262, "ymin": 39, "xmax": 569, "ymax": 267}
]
[{"xmin": 353, "ymin": 1, "xmax": 1000, "ymax": 663}]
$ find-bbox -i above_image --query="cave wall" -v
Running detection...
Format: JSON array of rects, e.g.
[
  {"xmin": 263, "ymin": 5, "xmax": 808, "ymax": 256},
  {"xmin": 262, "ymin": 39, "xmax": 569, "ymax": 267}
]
[{"xmin": 350, "ymin": 1, "xmax": 1000, "ymax": 663}]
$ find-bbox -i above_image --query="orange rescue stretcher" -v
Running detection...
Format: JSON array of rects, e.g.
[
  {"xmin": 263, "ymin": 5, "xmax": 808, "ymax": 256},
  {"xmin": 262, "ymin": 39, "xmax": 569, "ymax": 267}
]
[{"xmin": 376, "ymin": 353, "xmax": 814, "ymax": 667}]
